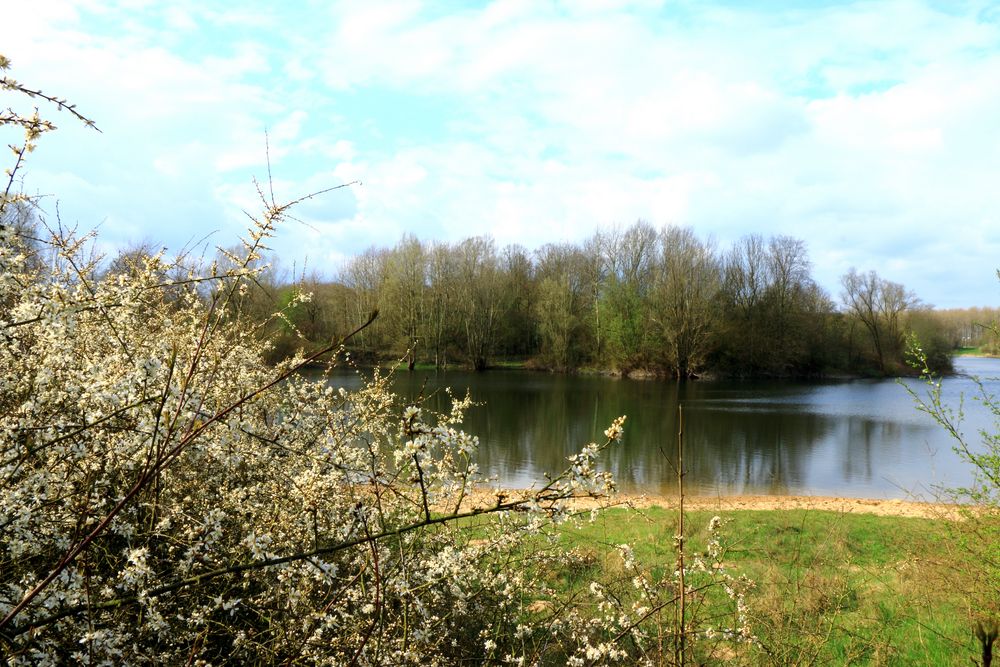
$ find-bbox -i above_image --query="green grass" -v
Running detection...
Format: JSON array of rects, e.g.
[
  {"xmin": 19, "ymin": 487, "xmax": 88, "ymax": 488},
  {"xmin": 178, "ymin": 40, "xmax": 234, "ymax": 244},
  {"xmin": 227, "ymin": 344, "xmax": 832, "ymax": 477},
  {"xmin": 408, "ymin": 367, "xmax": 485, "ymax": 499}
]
[
  {"xmin": 460, "ymin": 506, "xmax": 983, "ymax": 665},
  {"xmin": 381, "ymin": 361, "xmax": 441, "ymax": 371},
  {"xmin": 488, "ymin": 360, "xmax": 529, "ymax": 370},
  {"xmin": 953, "ymin": 345, "xmax": 1000, "ymax": 357},
  {"xmin": 379, "ymin": 359, "xmax": 530, "ymax": 371}
]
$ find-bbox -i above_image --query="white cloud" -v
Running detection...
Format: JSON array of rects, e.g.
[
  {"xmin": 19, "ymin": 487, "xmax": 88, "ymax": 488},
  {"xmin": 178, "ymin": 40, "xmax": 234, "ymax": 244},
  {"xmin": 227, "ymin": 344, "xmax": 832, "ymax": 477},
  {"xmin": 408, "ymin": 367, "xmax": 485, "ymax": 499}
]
[{"xmin": 7, "ymin": 0, "xmax": 1000, "ymax": 307}]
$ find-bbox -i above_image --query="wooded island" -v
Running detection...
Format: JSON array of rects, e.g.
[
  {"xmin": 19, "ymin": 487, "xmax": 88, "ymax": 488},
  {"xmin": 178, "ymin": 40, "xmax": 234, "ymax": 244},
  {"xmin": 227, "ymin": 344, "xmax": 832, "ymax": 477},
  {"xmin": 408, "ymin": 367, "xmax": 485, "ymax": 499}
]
[{"xmin": 206, "ymin": 221, "xmax": 995, "ymax": 377}]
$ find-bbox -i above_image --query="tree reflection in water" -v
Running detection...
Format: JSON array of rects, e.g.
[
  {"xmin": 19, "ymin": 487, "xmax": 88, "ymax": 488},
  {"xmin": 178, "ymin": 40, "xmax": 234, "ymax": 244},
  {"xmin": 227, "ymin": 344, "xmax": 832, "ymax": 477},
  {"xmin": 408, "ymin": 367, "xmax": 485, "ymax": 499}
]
[{"xmin": 319, "ymin": 359, "xmax": 997, "ymax": 498}]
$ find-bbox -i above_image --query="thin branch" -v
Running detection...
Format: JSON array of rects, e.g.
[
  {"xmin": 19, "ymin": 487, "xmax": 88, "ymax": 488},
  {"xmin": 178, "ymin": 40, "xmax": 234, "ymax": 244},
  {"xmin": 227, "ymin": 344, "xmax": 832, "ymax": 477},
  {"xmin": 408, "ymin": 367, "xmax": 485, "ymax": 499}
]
[{"xmin": 0, "ymin": 77, "xmax": 100, "ymax": 130}]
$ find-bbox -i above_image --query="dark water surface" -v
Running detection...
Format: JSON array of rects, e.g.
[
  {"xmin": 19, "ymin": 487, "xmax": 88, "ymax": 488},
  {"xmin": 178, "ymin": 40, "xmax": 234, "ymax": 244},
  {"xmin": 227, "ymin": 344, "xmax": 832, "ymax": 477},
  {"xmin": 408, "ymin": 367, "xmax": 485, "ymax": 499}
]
[{"xmin": 321, "ymin": 357, "xmax": 1000, "ymax": 499}]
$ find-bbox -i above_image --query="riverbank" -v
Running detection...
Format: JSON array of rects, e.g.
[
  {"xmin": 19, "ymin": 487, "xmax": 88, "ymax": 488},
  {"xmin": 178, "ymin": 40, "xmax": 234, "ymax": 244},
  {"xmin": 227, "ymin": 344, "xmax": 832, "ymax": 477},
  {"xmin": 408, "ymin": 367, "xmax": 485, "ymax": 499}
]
[
  {"xmin": 369, "ymin": 356, "xmax": 947, "ymax": 380},
  {"xmin": 457, "ymin": 489, "xmax": 965, "ymax": 519},
  {"xmin": 450, "ymin": 495, "xmax": 982, "ymax": 664},
  {"xmin": 621, "ymin": 493, "xmax": 959, "ymax": 519},
  {"xmin": 510, "ymin": 497, "xmax": 984, "ymax": 663},
  {"xmin": 953, "ymin": 345, "xmax": 998, "ymax": 357}
]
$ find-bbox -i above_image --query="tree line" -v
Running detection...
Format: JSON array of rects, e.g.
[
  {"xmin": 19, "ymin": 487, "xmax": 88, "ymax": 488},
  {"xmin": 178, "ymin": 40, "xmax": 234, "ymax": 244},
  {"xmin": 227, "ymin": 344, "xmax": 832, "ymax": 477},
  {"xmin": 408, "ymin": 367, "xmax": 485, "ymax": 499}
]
[
  {"xmin": 927, "ymin": 304, "xmax": 1000, "ymax": 354},
  {"xmin": 229, "ymin": 221, "xmax": 955, "ymax": 377}
]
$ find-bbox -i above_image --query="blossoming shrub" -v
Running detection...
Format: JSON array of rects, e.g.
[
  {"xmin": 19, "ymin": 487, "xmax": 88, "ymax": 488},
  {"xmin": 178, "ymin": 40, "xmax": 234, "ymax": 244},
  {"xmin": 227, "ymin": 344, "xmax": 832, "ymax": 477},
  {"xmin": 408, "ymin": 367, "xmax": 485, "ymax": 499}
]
[
  {"xmin": 1, "ymin": 56, "xmax": 757, "ymax": 664},
  {"xmin": 0, "ymin": 210, "xmax": 616, "ymax": 662},
  {"xmin": 1, "ymin": 222, "xmax": 757, "ymax": 665}
]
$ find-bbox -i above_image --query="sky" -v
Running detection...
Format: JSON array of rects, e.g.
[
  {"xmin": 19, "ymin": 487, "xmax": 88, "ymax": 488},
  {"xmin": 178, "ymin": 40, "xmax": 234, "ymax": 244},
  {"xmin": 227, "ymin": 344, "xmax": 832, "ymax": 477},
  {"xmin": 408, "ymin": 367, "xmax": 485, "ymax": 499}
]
[{"xmin": 4, "ymin": 0, "xmax": 1000, "ymax": 308}]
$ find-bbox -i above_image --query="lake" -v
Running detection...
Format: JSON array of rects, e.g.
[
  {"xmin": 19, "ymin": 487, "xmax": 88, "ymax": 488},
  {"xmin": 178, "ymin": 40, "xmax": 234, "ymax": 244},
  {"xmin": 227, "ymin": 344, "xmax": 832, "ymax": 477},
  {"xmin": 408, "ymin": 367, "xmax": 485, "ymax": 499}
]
[{"xmin": 322, "ymin": 357, "xmax": 1000, "ymax": 499}]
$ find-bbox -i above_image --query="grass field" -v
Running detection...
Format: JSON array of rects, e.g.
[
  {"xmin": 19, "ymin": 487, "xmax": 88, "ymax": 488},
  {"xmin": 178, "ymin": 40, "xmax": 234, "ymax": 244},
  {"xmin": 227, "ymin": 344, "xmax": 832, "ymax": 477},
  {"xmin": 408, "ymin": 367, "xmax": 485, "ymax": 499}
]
[{"xmin": 461, "ymin": 505, "xmax": 988, "ymax": 665}]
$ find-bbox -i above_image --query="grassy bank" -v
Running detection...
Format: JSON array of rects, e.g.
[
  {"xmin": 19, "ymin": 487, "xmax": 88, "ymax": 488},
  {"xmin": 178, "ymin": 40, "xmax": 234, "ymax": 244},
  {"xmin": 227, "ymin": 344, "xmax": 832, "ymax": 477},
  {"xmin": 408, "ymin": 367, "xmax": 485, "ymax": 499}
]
[
  {"xmin": 364, "ymin": 354, "xmax": 949, "ymax": 378},
  {"xmin": 953, "ymin": 345, "xmax": 1000, "ymax": 358},
  {"xmin": 379, "ymin": 359, "xmax": 531, "ymax": 371},
  {"xmin": 464, "ymin": 505, "xmax": 984, "ymax": 665}
]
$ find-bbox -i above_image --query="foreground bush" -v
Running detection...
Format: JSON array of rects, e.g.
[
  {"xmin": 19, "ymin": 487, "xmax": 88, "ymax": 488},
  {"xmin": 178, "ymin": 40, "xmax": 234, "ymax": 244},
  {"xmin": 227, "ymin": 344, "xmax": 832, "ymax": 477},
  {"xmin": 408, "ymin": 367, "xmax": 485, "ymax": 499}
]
[
  {"xmin": 0, "ymin": 206, "xmax": 756, "ymax": 666},
  {"xmin": 1, "ymin": 55, "xmax": 761, "ymax": 665},
  {"xmin": 0, "ymin": 203, "xmax": 613, "ymax": 662}
]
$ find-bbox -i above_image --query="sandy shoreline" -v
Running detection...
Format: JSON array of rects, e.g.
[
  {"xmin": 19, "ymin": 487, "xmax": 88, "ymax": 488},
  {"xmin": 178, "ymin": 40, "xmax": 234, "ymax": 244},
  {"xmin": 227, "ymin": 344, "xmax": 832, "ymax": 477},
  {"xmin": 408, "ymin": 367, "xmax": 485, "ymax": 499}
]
[
  {"xmin": 457, "ymin": 489, "xmax": 965, "ymax": 520},
  {"xmin": 624, "ymin": 494, "xmax": 958, "ymax": 519}
]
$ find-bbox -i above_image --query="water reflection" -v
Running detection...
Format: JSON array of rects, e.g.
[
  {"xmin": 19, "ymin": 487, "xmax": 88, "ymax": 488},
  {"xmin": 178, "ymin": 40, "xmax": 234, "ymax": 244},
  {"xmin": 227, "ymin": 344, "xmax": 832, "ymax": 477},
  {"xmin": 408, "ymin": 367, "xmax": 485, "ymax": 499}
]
[{"xmin": 318, "ymin": 358, "xmax": 999, "ymax": 499}]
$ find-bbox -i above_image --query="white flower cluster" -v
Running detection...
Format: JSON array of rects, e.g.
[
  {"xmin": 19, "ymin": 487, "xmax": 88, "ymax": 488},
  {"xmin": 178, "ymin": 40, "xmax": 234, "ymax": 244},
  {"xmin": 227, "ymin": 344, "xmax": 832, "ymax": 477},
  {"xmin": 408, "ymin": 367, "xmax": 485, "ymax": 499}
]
[{"xmin": 603, "ymin": 415, "xmax": 627, "ymax": 442}]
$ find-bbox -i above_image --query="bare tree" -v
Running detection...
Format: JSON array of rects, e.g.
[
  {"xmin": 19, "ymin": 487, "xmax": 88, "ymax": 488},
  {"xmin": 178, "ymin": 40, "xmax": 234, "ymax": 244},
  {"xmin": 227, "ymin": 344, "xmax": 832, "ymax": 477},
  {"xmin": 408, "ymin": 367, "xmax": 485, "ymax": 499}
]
[
  {"xmin": 497, "ymin": 244, "xmax": 536, "ymax": 358},
  {"xmin": 841, "ymin": 269, "xmax": 885, "ymax": 371},
  {"xmin": 340, "ymin": 247, "xmax": 390, "ymax": 356},
  {"xmin": 722, "ymin": 234, "xmax": 769, "ymax": 372},
  {"xmin": 454, "ymin": 237, "xmax": 505, "ymax": 371},
  {"xmin": 426, "ymin": 241, "xmax": 458, "ymax": 368},
  {"xmin": 596, "ymin": 221, "xmax": 659, "ymax": 371},
  {"xmin": 766, "ymin": 236, "xmax": 809, "ymax": 344},
  {"xmin": 840, "ymin": 268, "xmax": 917, "ymax": 373},
  {"xmin": 382, "ymin": 235, "xmax": 427, "ymax": 369},
  {"xmin": 534, "ymin": 243, "xmax": 598, "ymax": 370},
  {"xmin": 652, "ymin": 227, "xmax": 721, "ymax": 378}
]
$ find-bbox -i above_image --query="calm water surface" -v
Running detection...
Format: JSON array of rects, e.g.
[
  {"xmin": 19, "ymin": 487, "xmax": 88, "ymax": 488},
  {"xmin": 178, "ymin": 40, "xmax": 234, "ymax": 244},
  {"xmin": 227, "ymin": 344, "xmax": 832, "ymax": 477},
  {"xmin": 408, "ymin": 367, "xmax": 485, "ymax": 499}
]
[{"xmin": 323, "ymin": 357, "xmax": 1000, "ymax": 499}]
